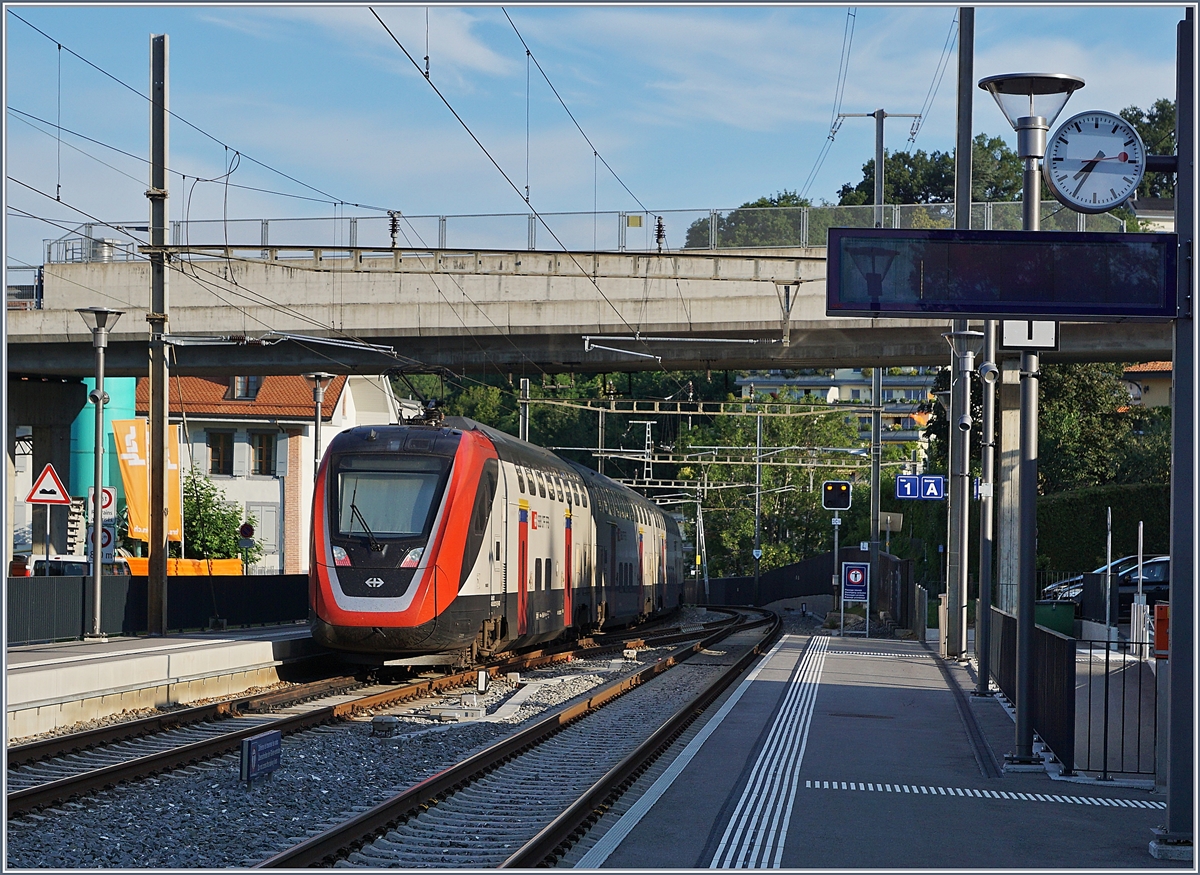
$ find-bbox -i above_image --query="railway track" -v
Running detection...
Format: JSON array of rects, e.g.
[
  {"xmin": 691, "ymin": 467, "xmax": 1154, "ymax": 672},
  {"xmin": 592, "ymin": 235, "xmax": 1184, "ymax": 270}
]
[
  {"xmin": 255, "ymin": 608, "xmax": 780, "ymax": 868},
  {"xmin": 6, "ymin": 612, "xmax": 737, "ymax": 818}
]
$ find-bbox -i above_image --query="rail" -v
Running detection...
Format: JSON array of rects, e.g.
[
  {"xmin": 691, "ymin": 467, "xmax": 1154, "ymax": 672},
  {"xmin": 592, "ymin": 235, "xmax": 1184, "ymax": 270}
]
[
  {"xmin": 40, "ymin": 201, "xmax": 1127, "ymax": 264},
  {"xmin": 255, "ymin": 608, "xmax": 777, "ymax": 867},
  {"xmin": 1076, "ymin": 638, "xmax": 1157, "ymax": 777}
]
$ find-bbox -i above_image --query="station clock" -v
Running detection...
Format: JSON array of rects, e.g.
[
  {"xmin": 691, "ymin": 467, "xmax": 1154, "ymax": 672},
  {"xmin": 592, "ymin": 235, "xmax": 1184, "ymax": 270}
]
[{"xmin": 1043, "ymin": 110, "xmax": 1146, "ymax": 214}]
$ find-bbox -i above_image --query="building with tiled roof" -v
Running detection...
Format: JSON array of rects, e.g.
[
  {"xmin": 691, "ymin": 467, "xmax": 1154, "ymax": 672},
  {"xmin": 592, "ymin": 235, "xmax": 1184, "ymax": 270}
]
[
  {"xmin": 1122, "ymin": 361, "xmax": 1172, "ymax": 408},
  {"xmin": 134, "ymin": 374, "xmax": 417, "ymax": 573}
]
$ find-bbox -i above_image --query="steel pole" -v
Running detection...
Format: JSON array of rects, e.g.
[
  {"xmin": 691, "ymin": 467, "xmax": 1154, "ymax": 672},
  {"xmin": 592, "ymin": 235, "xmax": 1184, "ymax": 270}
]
[
  {"xmin": 1157, "ymin": 6, "xmax": 1194, "ymax": 853},
  {"xmin": 753, "ymin": 412, "xmax": 762, "ymax": 604},
  {"xmin": 1015, "ymin": 348, "xmax": 1039, "ymax": 760},
  {"xmin": 874, "ymin": 109, "xmax": 885, "ymax": 228},
  {"xmin": 312, "ymin": 384, "xmax": 324, "ymax": 480},
  {"xmin": 951, "ymin": 10, "xmax": 974, "ymax": 662},
  {"xmin": 146, "ymin": 34, "xmax": 169, "ymax": 637},
  {"xmin": 976, "ymin": 319, "xmax": 996, "ymax": 693},
  {"xmin": 89, "ymin": 336, "xmax": 106, "ymax": 639},
  {"xmin": 519, "ymin": 378, "xmax": 530, "ymax": 443},
  {"xmin": 1012, "ymin": 115, "xmax": 1045, "ymax": 764},
  {"xmin": 870, "ymin": 367, "xmax": 881, "ymax": 623}
]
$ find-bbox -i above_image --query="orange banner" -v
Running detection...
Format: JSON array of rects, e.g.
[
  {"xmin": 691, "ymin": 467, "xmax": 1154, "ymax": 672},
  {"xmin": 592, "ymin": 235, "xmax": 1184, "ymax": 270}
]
[{"xmin": 113, "ymin": 419, "xmax": 182, "ymax": 542}]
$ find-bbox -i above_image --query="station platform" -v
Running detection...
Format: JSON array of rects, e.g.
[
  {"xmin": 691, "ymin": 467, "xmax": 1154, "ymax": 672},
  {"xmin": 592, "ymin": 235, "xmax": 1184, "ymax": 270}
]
[
  {"xmin": 5, "ymin": 624, "xmax": 323, "ymax": 741},
  {"xmin": 572, "ymin": 630, "xmax": 1186, "ymax": 870}
]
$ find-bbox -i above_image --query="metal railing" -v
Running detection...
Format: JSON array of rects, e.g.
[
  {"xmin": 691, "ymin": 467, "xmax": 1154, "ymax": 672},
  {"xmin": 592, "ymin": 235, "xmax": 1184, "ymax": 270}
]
[
  {"xmin": 1076, "ymin": 638, "xmax": 1157, "ymax": 777},
  {"xmin": 6, "ymin": 266, "xmax": 43, "ymax": 309},
  {"xmin": 41, "ymin": 201, "xmax": 1130, "ymax": 264},
  {"xmin": 6, "ymin": 574, "xmax": 308, "ymax": 644},
  {"xmin": 988, "ymin": 606, "xmax": 1077, "ymax": 774}
]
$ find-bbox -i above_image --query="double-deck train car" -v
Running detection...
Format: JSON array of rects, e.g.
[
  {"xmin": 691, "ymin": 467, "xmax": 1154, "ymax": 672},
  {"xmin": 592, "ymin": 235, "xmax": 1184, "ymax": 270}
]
[{"xmin": 310, "ymin": 417, "xmax": 684, "ymax": 662}]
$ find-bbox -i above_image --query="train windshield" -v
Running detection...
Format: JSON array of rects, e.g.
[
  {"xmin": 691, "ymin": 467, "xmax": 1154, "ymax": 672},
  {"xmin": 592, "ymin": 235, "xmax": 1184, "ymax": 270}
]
[{"xmin": 336, "ymin": 455, "xmax": 449, "ymax": 539}]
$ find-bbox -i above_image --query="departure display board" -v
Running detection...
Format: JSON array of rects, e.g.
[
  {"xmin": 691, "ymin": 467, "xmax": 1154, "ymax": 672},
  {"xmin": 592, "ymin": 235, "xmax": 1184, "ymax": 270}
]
[{"xmin": 826, "ymin": 227, "xmax": 1177, "ymax": 320}]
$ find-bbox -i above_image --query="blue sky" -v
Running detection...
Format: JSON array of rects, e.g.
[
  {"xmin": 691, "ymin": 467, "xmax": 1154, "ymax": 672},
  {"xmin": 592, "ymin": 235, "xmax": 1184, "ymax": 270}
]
[{"xmin": 4, "ymin": 3, "xmax": 1186, "ymax": 267}]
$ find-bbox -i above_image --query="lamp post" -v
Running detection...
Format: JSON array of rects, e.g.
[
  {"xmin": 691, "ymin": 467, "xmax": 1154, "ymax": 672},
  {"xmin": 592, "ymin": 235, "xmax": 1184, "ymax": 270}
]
[
  {"xmin": 943, "ymin": 329, "xmax": 984, "ymax": 662},
  {"xmin": 979, "ymin": 71, "xmax": 1083, "ymax": 766},
  {"xmin": 303, "ymin": 373, "xmax": 335, "ymax": 481},
  {"xmin": 77, "ymin": 306, "xmax": 124, "ymax": 640}
]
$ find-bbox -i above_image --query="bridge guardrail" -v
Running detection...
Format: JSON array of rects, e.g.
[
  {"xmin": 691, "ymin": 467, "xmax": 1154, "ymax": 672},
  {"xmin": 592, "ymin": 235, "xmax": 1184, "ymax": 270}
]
[{"xmin": 41, "ymin": 201, "xmax": 1128, "ymax": 264}]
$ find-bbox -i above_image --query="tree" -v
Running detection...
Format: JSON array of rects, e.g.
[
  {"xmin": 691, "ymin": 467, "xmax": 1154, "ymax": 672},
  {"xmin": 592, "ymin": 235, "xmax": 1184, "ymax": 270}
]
[
  {"xmin": 684, "ymin": 190, "xmax": 810, "ymax": 249},
  {"xmin": 1121, "ymin": 98, "xmax": 1176, "ymax": 199},
  {"xmin": 837, "ymin": 133, "xmax": 1024, "ymax": 206},
  {"xmin": 1038, "ymin": 363, "xmax": 1134, "ymax": 494},
  {"xmin": 180, "ymin": 468, "xmax": 263, "ymax": 564}
]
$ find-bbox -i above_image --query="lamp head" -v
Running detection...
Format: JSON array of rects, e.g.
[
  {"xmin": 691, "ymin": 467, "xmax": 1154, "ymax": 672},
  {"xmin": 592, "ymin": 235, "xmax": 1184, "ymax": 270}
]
[
  {"xmin": 76, "ymin": 306, "xmax": 125, "ymax": 335},
  {"xmin": 977, "ymin": 73, "xmax": 1084, "ymax": 132},
  {"xmin": 979, "ymin": 362, "xmax": 1000, "ymax": 385}
]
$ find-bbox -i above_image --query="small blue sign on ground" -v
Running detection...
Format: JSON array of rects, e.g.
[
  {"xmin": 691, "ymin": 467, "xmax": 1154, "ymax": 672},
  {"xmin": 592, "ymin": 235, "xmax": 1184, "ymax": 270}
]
[
  {"xmin": 842, "ymin": 562, "xmax": 869, "ymax": 602},
  {"xmin": 896, "ymin": 475, "xmax": 919, "ymax": 499},
  {"xmin": 240, "ymin": 729, "xmax": 282, "ymax": 786},
  {"xmin": 919, "ymin": 475, "xmax": 945, "ymax": 499}
]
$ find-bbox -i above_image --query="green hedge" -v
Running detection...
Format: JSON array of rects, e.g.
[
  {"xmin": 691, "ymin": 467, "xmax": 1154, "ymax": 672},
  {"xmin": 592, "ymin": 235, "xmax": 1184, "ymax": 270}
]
[{"xmin": 1037, "ymin": 483, "xmax": 1170, "ymax": 571}]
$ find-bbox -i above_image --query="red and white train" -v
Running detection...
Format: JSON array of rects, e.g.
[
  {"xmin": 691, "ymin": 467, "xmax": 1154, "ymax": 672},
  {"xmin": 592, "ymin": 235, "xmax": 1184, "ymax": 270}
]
[{"xmin": 310, "ymin": 417, "xmax": 685, "ymax": 661}]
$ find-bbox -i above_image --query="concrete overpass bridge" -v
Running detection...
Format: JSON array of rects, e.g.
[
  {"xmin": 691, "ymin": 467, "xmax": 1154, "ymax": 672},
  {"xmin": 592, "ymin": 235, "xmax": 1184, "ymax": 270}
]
[{"xmin": 6, "ymin": 244, "xmax": 1171, "ymax": 379}]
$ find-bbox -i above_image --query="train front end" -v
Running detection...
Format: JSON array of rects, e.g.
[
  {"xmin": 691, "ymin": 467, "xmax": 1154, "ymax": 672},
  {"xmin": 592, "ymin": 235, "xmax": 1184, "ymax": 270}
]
[{"xmin": 309, "ymin": 423, "xmax": 497, "ymax": 655}]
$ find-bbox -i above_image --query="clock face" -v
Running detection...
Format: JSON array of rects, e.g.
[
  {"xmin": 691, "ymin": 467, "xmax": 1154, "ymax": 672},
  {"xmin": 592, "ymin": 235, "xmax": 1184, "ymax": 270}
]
[{"xmin": 1043, "ymin": 111, "xmax": 1146, "ymax": 214}]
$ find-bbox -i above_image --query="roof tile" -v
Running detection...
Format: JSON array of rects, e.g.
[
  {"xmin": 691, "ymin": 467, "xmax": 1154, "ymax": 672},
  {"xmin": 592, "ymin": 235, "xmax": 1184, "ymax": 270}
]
[{"xmin": 135, "ymin": 374, "xmax": 347, "ymax": 420}]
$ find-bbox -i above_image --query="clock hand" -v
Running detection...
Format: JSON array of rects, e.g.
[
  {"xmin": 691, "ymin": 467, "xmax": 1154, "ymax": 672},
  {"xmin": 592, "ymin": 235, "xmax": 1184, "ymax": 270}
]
[{"xmin": 1072, "ymin": 150, "xmax": 1106, "ymax": 181}]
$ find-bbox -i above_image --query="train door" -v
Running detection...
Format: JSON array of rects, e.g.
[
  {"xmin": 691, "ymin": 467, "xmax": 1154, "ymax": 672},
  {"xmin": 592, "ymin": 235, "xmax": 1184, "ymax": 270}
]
[
  {"xmin": 517, "ymin": 498, "xmax": 529, "ymax": 636},
  {"xmin": 563, "ymin": 508, "xmax": 573, "ymax": 629}
]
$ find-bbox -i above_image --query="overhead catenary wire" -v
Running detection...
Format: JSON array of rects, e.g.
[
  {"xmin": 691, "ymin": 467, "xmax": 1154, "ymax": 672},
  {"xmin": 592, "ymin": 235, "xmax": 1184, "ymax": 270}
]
[
  {"xmin": 501, "ymin": 7, "xmax": 650, "ymax": 214},
  {"xmin": 367, "ymin": 7, "xmax": 675, "ymax": 378},
  {"xmin": 6, "ymin": 107, "xmax": 352, "ymax": 208},
  {"xmin": 10, "ymin": 181, "xmax": 536, "ymax": 406},
  {"xmin": 7, "ymin": 10, "xmax": 394, "ymax": 214},
  {"xmin": 799, "ymin": 7, "xmax": 857, "ymax": 201},
  {"xmin": 907, "ymin": 11, "xmax": 958, "ymax": 145}
]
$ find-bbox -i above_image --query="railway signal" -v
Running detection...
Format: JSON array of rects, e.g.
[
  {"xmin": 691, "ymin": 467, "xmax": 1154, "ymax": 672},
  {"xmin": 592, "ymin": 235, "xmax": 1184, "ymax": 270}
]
[{"xmin": 822, "ymin": 480, "xmax": 852, "ymax": 510}]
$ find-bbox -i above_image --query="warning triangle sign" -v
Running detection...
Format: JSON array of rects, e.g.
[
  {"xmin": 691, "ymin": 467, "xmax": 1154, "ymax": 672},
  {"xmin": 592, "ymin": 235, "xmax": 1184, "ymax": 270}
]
[{"xmin": 26, "ymin": 464, "xmax": 72, "ymax": 505}]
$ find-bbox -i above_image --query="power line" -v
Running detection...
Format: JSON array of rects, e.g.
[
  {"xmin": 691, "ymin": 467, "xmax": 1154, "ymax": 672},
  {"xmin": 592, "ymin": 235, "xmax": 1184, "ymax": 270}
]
[
  {"xmin": 907, "ymin": 11, "xmax": 958, "ymax": 145},
  {"xmin": 10, "ymin": 184, "xmax": 535, "ymax": 405},
  {"xmin": 368, "ymin": 6, "xmax": 676, "ymax": 380},
  {"xmin": 799, "ymin": 8, "xmax": 857, "ymax": 200},
  {"xmin": 6, "ymin": 10, "xmax": 393, "ymax": 213},
  {"xmin": 501, "ymin": 7, "xmax": 649, "ymax": 214},
  {"xmin": 9, "ymin": 105, "xmax": 350, "ymax": 207}
]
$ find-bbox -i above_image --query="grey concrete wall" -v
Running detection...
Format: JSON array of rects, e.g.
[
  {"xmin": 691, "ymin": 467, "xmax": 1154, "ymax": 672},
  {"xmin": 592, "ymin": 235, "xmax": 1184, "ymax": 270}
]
[{"xmin": 7, "ymin": 251, "xmax": 1173, "ymax": 377}]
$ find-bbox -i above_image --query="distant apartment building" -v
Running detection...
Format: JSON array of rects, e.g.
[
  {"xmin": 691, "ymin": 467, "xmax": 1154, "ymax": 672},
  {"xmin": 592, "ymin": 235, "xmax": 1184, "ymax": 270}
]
[
  {"xmin": 135, "ymin": 374, "xmax": 417, "ymax": 574},
  {"xmin": 736, "ymin": 367, "xmax": 939, "ymax": 443},
  {"xmin": 1122, "ymin": 361, "xmax": 1172, "ymax": 408}
]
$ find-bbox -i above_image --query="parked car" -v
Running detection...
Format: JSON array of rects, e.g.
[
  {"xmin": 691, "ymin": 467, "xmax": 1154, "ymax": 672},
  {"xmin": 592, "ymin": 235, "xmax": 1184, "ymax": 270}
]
[
  {"xmin": 1040, "ymin": 555, "xmax": 1149, "ymax": 601},
  {"xmin": 1115, "ymin": 556, "xmax": 1171, "ymax": 619},
  {"xmin": 29, "ymin": 555, "xmax": 130, "ymax": 576}
]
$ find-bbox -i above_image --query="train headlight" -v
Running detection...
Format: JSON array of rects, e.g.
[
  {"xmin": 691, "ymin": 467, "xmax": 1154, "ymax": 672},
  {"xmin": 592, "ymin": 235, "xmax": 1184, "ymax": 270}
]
[
  {"xmin": 332, "ymin": 546, "xmax": 351, "ymax": 567},
  {"xmin": 400, "ymin": 547, "xmax": 425, "ymax": 569}
]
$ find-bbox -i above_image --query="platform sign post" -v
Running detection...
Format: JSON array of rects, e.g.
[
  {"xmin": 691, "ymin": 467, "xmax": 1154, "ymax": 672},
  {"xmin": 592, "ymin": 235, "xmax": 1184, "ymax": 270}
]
[
  {"xmin": 26, "ymin": 463, "xmax": 72, "ymax": 575},
  {"xmin": 240, "ymin": 729, "xmax": 282, "ymax": 788},
  {"xmin": 841, "ymin": 561, "xmax": 870, "ymax": 638}
]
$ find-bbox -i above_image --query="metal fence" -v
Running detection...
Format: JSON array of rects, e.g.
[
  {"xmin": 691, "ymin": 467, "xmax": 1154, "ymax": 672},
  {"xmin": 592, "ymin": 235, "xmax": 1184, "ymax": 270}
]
[
  {"xmin": 7, "ymin": 575, "xmax": 308, "ymax": 645},
  {"xmin": 6, "ymin": 266, "xmax": 42, "ymax": 310},
  {"xmin": 988, "ymin": 606, "xmax": 1077, "ymax": 774},
  {"xmin": 1075, "ymin": 639, "xmax": 1158, "ymax": 777},
  {"xmin": 41, "ymin": 201, "xmax": 1130, "ymax": 264}
]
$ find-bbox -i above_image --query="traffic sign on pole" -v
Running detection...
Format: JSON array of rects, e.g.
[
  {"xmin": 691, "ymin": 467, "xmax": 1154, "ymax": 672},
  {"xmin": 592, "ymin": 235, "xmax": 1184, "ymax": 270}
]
[
  {"xmin": 88, "ymin": 487, "xmax": 117, "ymax": 523},
  {"xmin": 85, "ymin": 525, "xmax": 117, "ymax": 563},
  {"xmin": 919, "ymin": 475, "xmax": 946, "ymax": 500},
  {"xmin": 26, "ymin": 464, "xmax": 71, "ymax": 505}
]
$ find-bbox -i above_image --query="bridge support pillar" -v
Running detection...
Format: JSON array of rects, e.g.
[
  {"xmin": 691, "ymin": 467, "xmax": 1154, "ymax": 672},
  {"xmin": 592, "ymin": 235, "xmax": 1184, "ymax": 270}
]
[
  {"xmin": 7, "ymin": 378, "xmax": 87, "ymax": 562},
  {"xmin": 995, "ymin": 356, "xmax": 1022, "ymax": 613}
]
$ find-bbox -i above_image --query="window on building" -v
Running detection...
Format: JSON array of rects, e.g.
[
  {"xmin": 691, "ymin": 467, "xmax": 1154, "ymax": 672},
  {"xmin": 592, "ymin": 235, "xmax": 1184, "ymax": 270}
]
[
  {"xmin": 851, "ymin": 389, "xmax": 861, "ymax": 400},
  {"xmin": 229, "ymin": 376, "xmax": 262, "ymax": 400},
  {"xmin": 208, "ymin": 431, "xmax": 234, "ymax": 476},
  {"xmin": 250, "ymin": 433, "xmax": 275, "ymax": 476}
]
